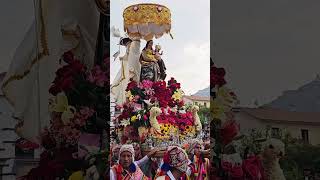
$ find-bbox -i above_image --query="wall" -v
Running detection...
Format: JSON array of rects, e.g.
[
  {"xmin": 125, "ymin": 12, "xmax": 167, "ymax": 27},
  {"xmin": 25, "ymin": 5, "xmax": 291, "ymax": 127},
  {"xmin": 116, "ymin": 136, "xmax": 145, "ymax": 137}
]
[
  {"xmin": 234, "ymin": 111, "xmax": 320, "ymax": 145},
  {"xmin": 183, "ymin": 97, "xmax": 210, "ymax": 108}
]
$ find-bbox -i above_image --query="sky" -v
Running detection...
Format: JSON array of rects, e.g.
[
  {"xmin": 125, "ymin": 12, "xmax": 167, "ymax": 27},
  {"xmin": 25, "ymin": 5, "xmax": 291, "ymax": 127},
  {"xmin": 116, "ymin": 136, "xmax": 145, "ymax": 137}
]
[
  {"xmin": 110, "ymin": 0, "xmax": 210, "ymax": 95},
  {"xmin": 213, "ymin": 0, "xmax": 320, "ymax": 107}
]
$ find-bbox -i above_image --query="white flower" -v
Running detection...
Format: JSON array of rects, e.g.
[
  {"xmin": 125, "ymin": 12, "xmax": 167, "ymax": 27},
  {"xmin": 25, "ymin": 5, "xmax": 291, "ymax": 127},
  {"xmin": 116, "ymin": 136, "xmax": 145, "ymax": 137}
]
[{"xmin": 120, "ymin": 119, "xmax": 130, "ymax": 126}]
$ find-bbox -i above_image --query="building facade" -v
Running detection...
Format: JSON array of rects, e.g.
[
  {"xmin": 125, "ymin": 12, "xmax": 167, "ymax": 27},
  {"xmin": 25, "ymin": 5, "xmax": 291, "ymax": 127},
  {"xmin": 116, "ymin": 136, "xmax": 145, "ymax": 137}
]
[
  {"xmin": 183, "ymin": 95, "xmax": 210, "ymax": 108},
  {"xmin": 234, "ymin": 107, "xmax": 320, "ymax": 145},
  {"xmin": 234, "ymin": 75, "xmax": 320, "ymax": 145}
]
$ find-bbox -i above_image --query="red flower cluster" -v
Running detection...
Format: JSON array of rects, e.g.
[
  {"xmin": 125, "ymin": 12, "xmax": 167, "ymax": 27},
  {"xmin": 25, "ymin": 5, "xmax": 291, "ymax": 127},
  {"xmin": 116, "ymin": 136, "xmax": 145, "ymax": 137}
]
[
  {"xmin": 221, "ymin": 155, "xmax": 265, "ymax": 180},
  {"xmin": 117, "ymin": 104, "xmax": 134, "ymax": 120},
  {"xmin": 87, "ymin": 66, "xmax": 107, "ymax": 87},
  {"xmin": 211, "ymin": 65, "xmax": 226, "ymax": 87},
  {"xmin": 49, "ymin": 51, "xmax": 86, "ymax": 95},
  {"xmin": 220, "ymin": 120, "xmax": 240, "ymax": 146},
  {"xmin": 157, "ymin": 110, "xmax": 194, "ymax": 131},
  {"xmin": 152, "ymin": 81, "xmax": 176, "ymax": 108},
  {"xmin": 221, "ymin": 161, "xmax": 244, "ymax": 179},
  {"xmin": 242, "ymin": 155, "xmax": 265, "ymax": 180},
  {"xmin": 126, "ymin": 80, "xmax": 138, "ymax": 91},
  {"xmin": 168, "ymin": 77, "xmax": 181, "ymax": 90},
  {"xmin": 24, "ymin": 148, "xmax": 76, "ymax": 180}
]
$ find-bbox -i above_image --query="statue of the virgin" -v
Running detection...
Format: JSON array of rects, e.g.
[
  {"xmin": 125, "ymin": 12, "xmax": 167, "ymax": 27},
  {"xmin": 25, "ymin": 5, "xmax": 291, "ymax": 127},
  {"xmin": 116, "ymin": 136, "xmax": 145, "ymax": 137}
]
[{"xmin": 111, "ymin": 37, "xmax": 140, "ymax": 105}]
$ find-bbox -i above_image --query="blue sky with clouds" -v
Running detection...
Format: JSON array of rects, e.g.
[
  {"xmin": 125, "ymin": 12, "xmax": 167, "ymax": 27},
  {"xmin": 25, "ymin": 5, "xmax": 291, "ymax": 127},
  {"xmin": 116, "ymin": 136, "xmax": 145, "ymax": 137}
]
[{"xmin": 110, "ymin": 0, "xmax": 210, "ymax": 95}]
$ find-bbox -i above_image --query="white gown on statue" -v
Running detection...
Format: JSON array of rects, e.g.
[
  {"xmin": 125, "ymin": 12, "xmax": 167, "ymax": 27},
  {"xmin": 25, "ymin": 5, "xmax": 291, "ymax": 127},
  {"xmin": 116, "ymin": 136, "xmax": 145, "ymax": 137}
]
[{"xmin": 111, "ymin": 40, "xmax": 141, "ymax": 105}]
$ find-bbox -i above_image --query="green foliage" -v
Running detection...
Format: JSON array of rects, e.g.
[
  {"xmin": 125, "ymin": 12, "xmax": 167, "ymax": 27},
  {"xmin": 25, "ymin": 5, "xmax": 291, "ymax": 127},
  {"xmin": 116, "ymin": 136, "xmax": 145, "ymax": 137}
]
[
  {"xmin": 198, "ymin": 106, "xmax": 210, "ymax": 125},
  {"xmin": 280, "ymin": 143, "xmax": 320, "ymax": 178}
]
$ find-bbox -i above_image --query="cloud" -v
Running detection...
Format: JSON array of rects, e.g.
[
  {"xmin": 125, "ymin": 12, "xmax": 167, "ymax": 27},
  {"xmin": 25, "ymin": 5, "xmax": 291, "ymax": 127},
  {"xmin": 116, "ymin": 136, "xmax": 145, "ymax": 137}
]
[{"xmin": 167, "ymin": 41, "xmax": 210, "ymax": 95}]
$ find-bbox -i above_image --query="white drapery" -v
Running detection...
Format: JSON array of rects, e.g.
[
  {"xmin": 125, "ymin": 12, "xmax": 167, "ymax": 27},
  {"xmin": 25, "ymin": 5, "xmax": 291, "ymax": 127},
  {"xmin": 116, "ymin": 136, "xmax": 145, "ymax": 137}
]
[
  {"xmin": 1, "ymin": 0, "xmax": 99, "ymax": 143},
  {"xmin": 111, "ymin": 40, "xmax": 141, "ymax": 105}
]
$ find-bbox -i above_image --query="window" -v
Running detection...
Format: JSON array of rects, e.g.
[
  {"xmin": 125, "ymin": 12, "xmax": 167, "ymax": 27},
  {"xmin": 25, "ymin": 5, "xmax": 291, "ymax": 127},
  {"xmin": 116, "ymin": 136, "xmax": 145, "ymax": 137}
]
[
  {"xmin": 195, "ymin": 102, "xmax": 198, "ymax": 105},
  {"xmin": 204, "ymin": 102, "xmax": 207, "ymax": 107},
  {"xmin": 271, "ymin": 128, "xmax": 281, "ymax": 139},
  {"xmin": 301, "ymin": 129, "xmax": 309, "ymax": 144}
]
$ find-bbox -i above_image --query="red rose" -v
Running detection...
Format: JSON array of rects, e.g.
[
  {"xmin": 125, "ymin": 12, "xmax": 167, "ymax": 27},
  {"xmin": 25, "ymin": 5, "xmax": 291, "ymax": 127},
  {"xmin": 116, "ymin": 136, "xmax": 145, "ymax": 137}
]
[
  {"xmin": 49, "ymin": 85, "xmax": 61, "ymax": 95},
  {"xmin": 211, "ymin": 66, "xmax": 227, "ymax": 87},
  {"xmin": 220, "ymin": 120, "xmax": 239, "ymax": 146},
  {"xmin": 126, "ymin": 81, "xmax": 138, "ymax": 91},
  {"xmin": 70, "ymin": 60, "xmax": 85, "ymax": 73},
  {"xmin": 168, "ymin": 77, "xmax": 177, "ymax": 85},
  {"xmin": 62, "ymin": 51, "xmax": 75, "ymax": 64},
  {"xmin": 55, "ymin": 66, "xmax": 72, "ymax": 77},
  {"xmin": 243, "ymin": 155, "xmax": 264, "ymax": 180},
  {"xmin": 60, "ymin": 76, "xmax": 74, "ymax": 91}
]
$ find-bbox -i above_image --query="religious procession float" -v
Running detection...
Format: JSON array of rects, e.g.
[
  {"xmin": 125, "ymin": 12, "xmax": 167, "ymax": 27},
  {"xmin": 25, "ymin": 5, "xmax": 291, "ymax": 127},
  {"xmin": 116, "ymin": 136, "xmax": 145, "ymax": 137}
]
[{"xmin": 110, "ymin": 3, "xmax": 208, "ymax": 158}]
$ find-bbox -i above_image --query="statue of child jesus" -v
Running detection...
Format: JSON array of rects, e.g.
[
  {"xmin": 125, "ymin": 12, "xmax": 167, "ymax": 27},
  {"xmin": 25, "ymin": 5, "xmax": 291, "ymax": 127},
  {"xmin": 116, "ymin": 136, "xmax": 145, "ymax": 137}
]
[{"xmin": 154, "ymin": 45, "xmax": 167, "ymax": 80}]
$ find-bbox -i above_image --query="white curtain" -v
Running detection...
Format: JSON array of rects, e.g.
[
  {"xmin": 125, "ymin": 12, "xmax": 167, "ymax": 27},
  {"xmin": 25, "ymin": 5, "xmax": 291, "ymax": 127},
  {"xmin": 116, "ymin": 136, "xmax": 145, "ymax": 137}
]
[{"xmin": 1, "ymin": 0, "xmax": 99, "ymax": 143}]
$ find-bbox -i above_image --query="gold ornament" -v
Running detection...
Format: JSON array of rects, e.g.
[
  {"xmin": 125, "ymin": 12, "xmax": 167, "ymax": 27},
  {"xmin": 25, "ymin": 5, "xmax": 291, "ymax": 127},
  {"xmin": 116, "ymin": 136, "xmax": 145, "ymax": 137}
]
[{"xmin": 123, "ymin": 3, "xmax": 172, "ymax": 41}]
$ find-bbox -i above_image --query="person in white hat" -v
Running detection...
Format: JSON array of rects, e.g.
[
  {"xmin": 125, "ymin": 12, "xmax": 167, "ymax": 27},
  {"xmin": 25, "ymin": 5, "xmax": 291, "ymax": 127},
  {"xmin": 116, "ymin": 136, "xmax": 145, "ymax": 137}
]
[{"xmin": 110, "ymin": 144, "xmax": 158, "ymax": 180}]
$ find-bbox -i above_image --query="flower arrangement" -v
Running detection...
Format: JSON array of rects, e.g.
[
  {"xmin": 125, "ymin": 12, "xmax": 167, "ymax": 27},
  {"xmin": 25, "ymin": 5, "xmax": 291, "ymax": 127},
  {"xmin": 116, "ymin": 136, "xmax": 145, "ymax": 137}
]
[
  {"xmin": 116, "ymin": 77, "xmax": 196, "ymax": 144},
  {"xmin": 21, "ymin": 51, "xmax": 109, "ymax": 180}
]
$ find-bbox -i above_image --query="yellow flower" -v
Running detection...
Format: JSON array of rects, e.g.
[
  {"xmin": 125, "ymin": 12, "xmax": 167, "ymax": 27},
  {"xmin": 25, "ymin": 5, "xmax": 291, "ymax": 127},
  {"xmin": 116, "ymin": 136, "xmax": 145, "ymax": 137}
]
[
  {"xmin": 211, "ymin": 98, "xmax": 227, "ymax": 120},
  {"xmin": 126, "ymin": 91, "xmax": 135, "ymax": 102},
  {"xmin": 172, "ymin": 89, "xmax": 183, "ymax": 101},
  {"xmin": 68, "ymin": 171, "xmax": 84, "ymax": 180},
  {"xmin": 216, "ymin": 86, "xmax": 237, "ymax": 108},
  {"xmin": 131, "ymin": 115, "xmax": 137, "ymax": 122},
  {"xmin": 49, "ymin": 93, "xmax": 75, "ymax": 125}
]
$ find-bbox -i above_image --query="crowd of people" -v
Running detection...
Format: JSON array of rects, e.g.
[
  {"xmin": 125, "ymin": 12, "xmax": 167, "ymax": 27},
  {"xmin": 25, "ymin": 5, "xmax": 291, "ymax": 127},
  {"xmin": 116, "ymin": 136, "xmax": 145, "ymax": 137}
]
[{"xmin": 109, "ymin": 139, "xmax": 210, "ymax": 180}]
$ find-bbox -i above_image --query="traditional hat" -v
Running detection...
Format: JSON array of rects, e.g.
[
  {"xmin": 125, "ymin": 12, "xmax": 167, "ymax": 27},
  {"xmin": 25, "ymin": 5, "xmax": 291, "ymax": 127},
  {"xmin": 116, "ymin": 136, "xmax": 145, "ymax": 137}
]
[
  {"xmin": 119, "ymin": 144, "xmax": 135, "ymax": 161},
  {"xmin": 162, "ymin": 146, "xmax": 189, "ymax": 173},
  {"xmin": 112, "ymin": 145, "xmax": 121, "ymax": 155},
  {"xmin": 187, "ymin": 139, "xmax": 203, "ymax": 154}
]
